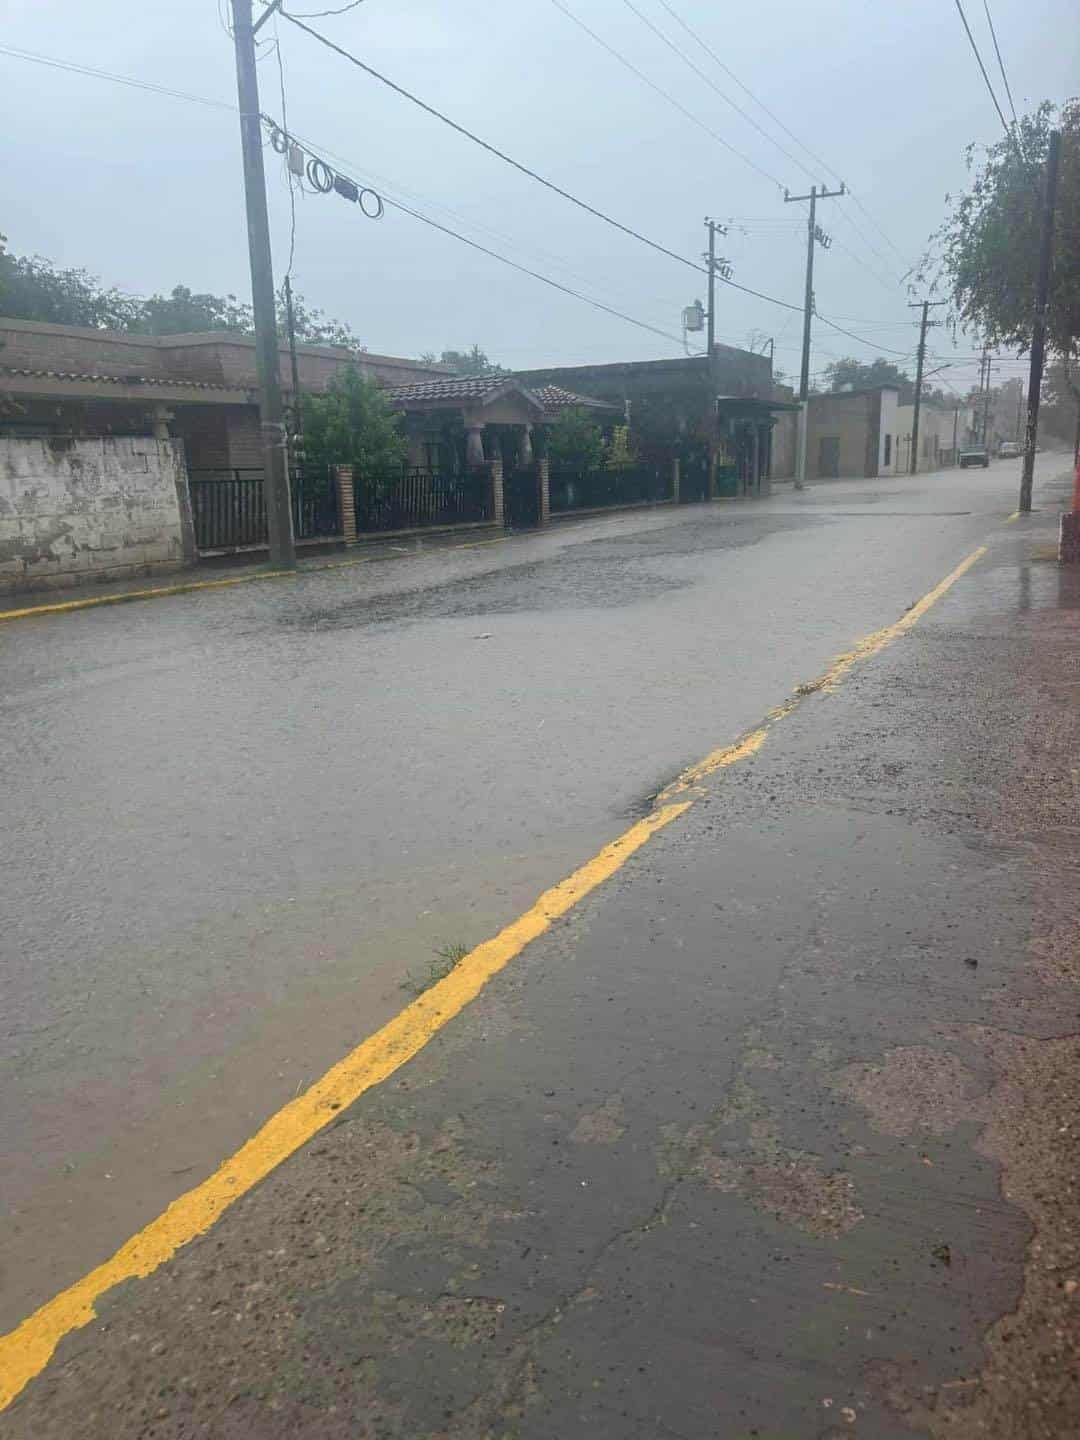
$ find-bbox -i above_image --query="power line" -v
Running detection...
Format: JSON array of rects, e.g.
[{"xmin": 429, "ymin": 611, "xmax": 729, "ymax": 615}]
[
  {"xmin": 265, "ymin": 117, "xmax": 697, "ymax": 351},
  {"xmin": 816, "ymin": 314, "xmax": 914, "ymax": 356},
  {"xmin": 278, "ymin": 6, "xmax": 713, "ymax": 278},
  {"xmin": 546, "ymin": 0, "xmax": 783, "ymax": 189},
  {"xmin": 981, "ymin": 0, "xmax": 1018, "ymax": 128},
  {"xmin": 650, "ymin": 0, "xmax": 838, "ymax": 182},
  {"xmin": 279, "ymin": 0, "xmax": 365, "ymax": 15},
  {"xmin": 951, "ymin": 0, "xmax": 1011, "ymax": 137},
  {"xmin": 617, "ymin": 0, "xmax": 807, "ymax": 184},
  {"xmin": 1, "ymin": 37, "xmax": 916, "ymax": 358},
  {"xmin": 649, "ymin": 0, "xmax": 911, "ymax": 273},
  {"xmin": 0, "ymin": 42, "xmax": 235, "ymax": 110}
]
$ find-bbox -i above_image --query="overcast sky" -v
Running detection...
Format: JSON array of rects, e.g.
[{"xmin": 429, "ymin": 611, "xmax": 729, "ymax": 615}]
[{"xmin": 5, "ymin": 0, "xmax": 1077, "ymax": 393}]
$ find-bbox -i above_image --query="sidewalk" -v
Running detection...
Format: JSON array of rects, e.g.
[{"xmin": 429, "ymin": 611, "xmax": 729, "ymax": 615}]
[{"xmin": 3, "ymin": 506, "xmax": 1078, "ymax": 1438}]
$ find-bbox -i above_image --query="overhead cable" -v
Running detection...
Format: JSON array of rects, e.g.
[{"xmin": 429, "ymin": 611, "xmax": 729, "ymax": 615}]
[
  {"xmin": 981, "ymin": 0, "xmax": 1018, "ymax": 127},
  {"xmin": 617, "ymin": 0, "xmax": 812, "ymax": 183},
  {"xmin": 264, "ymin": 115, "xmax": 695, "ymax": 351},
  {"xmin": 951, "ymin": 0, "xmax": 1012, "ymax": 136},
  {"xmin": 278, "ymin": 6, "xmax": 711, "ymax": 277},
  {"xmin": 0, "ymin": 43, "xmax": 234, "ymax": 110},
  {"xmin": 650, "ymin": 0, "xmax": 912, "ymax": 272}
]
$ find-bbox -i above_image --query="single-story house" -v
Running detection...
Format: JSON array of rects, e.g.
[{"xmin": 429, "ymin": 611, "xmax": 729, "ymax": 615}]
[{"xmin": 512, "ymin": 347, "xmax": 793, "ymax": 498}]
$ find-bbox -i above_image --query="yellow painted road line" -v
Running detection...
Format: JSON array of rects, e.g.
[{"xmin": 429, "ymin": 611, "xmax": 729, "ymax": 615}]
[
  {"xmin": 0, "ymin": 801, "xmax": 689, "ymax": 1410},
  {"xmin": 0, "ymin": 542, "xmax": 989, "ymax": 1411}
]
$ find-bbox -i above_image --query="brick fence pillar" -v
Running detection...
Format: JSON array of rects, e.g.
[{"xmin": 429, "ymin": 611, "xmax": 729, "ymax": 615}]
[
  {"xmin": 538, "ymin": 457, "xmax": 550, "ymax": 527},
  {"xmin": 671, "ymin": 456, "xmax": 680, "ymax": 504},
  {"xmin": 335, "ymin": 464, "xmax": 357, "ymax": 544},
  {"xmin": 489, "ymin": 458, "xmax": 505, "ymax": 528}
]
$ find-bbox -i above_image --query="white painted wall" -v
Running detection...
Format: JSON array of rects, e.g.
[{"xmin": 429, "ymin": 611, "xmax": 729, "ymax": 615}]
[{"xmin": 0, "ymin": 437, "xmax": 193, "ymax": 595}]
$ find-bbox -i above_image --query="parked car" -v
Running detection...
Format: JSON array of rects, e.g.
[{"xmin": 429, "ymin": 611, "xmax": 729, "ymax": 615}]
[
  {"xmin": 959, "ymin": 446, "xmax": 990, "ymax": 469},
  {"xmin": 998, "ymin": 441, "xmax": 1021, "ymax": 459}
]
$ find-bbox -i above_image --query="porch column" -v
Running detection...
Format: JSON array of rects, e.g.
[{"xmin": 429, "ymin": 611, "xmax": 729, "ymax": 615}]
[
  {"xmin": 538, "ymin": 456, "xmax": 550, "ymax": 528},
  {"xmin": 151, "ymin": 404, "xmax": 174, "ymax": 442},
  {"xmin": 465, "ymin": 421, "xmax": 486, "ymax": 468},
  {"xmin": 490, "ymin": 456, "xmax": 505, "ymax": 528},
  {"xmin": 749, "ymin": 424, "xmax": 761, "ymax": 497},
  {"xmin": 671, "ymin": 456, "xmax": 681, "ymax": 503},
  {"xmin": 519, "ymin": 424, "xmax": 534, "ymax": 467},
  {"xmin": 758, "ymin": 425, "xmax": 772, "ymax": 498},
  {"xmin": 335, "ymin": 463, "xmax": 358, "ymax": 543}
]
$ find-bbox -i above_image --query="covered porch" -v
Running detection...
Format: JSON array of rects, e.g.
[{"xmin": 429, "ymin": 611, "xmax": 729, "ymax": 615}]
[
  {"xmin": 383, "ymin": 375, "xmax": 619, "ymax": 530},
  {"xmin": 714, "ymin": 395, "xmax": 800, "ymax": 498}
]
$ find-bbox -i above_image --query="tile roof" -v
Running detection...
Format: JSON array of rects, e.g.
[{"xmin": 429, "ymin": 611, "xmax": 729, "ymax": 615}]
[
  {"xmin": 383, "ymin": 375, "xmax": 615, "ymax": 415},
  {"xmin": 0, "ymin": 366, "xmax": 236, "ymax": 392}
]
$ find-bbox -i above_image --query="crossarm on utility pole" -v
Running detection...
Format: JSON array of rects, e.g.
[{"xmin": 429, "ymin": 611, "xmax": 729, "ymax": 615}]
[{"xmin": 784, "ymin": 183, "xmax": 845, "ymax": 490}]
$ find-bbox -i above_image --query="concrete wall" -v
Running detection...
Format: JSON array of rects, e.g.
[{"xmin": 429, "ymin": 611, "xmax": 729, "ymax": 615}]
[{"xmin": 0, "ymin": 436, "xmax": 193, "ymax": 594}]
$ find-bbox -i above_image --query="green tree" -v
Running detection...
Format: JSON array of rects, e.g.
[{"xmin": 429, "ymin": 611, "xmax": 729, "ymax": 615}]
[
  {"xmin": 0, "ymin": 235, "xmax": 136, "ymax": 328},
  {"xmin": 130, "ymin": 285, "xmax": 252, "ymax": 336},
  {"xmin": 545, "ymin": 407, "xmax": 606, "ymax": 470},
  {"xmin": 276, "ymin": 288, "xmax": 357, "ymax": 348},
  {"xmin": 418, "ymin": 345, "xmax": 504, "ymax": 376},
  {"xmin": 927, "ymin": 99, "xmax": 1080, "ymax": 401},
  {"xmin": 822, "ymin": 356, "xmax": 915, "ymax": 402},
  {"xmin": 299, "ymin": 363, "xmax": 406, "ymax": 476},
  {"xmin": 0, "ymin": 235, "xmax": 357, "ymax": 347}
]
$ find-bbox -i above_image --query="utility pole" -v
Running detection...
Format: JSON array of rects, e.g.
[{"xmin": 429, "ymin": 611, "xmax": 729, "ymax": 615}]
[
  {"xmin": 230, "ymin": 0, "xmax": 295, "ymax": 567},
  {"xmin": 908, "ymin": 299, "xmax": 945, "ymax": 475},
  {"xmin": 784, "ymin": 183, "xmax": 845, "ymax": 489},
  {"xmin": 1015, "ymin": 382, "xmax": 1024, "ymax": 443},
  {"xmin": 1020, "ymin": 128, "xmax": 1062, "ymax": 513},
  {"xmin": 981, "ymin": 353, "xmax": 993, "ymax": 447},
  {"xmin": 952, "ymin": 405, "xmax": 959, "ymax": 465},
  {"xmin": 702, "ymin": 218, "xmax": 730, "ymax": 498}
]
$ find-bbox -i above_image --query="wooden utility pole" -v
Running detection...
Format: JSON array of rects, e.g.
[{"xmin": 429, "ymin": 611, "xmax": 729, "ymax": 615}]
[
  {"xmin": 702, "ymin": 218, "xmax": 730, "ymax": 498},
  {"xmin": 1020, "ymin": 128, "xmax": 1062, "ymax": 513},
  {"xmin": 230, "ymin": 0, "xmax": 295, "ymax": 567},
  {"xmin": 705, "ymin": 217, "xmax": 717, "ymax": 364},
  {"xmin": 908, "ymin": 299, "xmax": 945, "ymax": 474},
  {"xmin": 981, "ymin": 352, "xmax": 993, "ymax": 447},
  {"xmin": 784, "ymin": 183, "xmax": 845, "ymax": 489}
]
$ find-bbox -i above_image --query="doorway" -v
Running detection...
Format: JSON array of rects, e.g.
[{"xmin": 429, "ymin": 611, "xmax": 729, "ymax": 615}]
[{"xmin": 818, "ymin": 435, "xmax": 840, "ymax": 478}]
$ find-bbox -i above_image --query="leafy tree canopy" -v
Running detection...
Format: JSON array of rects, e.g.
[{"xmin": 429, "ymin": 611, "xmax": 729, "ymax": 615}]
[
  {"xmin": 418, "ymin": 345, "xmax": 504, "ymax": 376},
  {"xmin": 924, "ymin": 100, "xmax": 1080, "ymax": 390},
  {"xmin": 299, "ymin": 363, "xmax": 406, "ymax": 476},
  {"xmin": 0, "ymin": 235, "xmax": 356, "ymax": 346},
  {"xmin": 823, "ymin": 356, "xmax": 915, "ymax": 402}
]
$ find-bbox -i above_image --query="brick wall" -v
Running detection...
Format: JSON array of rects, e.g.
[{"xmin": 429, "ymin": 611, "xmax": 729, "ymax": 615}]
[
  {"xmin": 0, "ymin": 318, "xmax": 449, "ymax": 392},
  {"xmin": 0, "ymin": 436, "xmax": 192, "ymax": 594}
]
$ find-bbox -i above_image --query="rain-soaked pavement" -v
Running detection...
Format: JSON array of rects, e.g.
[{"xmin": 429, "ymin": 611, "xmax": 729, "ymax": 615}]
[{"xmin": 3, "ymin": 459, "xmax": 1079, "ymax": 1436}]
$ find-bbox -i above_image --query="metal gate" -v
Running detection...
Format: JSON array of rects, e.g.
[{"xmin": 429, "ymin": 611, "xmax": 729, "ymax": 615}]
[
  {"xmin": 503, "ymin": 464, "xmax": 541, "ymax": 529},
  {"xmin": 188, "ymin": 466, "xmax": 339, "ymax": 552}
]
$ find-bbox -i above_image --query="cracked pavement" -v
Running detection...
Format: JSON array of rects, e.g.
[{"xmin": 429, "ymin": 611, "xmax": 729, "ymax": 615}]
[{"xmin": 3, "ymin": 464, "xmax": 1080, "ymax": 1436}]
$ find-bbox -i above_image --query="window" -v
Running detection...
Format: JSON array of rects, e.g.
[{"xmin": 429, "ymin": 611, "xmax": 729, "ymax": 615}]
[{"xmin": 883, "ymin": 434, "xmax": 892, "ymax": 466}]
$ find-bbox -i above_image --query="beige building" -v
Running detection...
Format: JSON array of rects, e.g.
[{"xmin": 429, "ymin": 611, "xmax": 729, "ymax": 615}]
[
  {"xmin": 772, "ymin": 387, "xmax": 979, "ymax": 480},
  {"xmin": 772, "ymin": 385, "xmax": 900, "ymax": 480}
]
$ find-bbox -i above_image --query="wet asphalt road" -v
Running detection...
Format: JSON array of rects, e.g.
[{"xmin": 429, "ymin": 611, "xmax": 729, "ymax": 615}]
[
  {"xmin": 0, "ymin": 459, "xmax": 1058, "ymax": 1336},
  {"xmin": 3, "ymin": 460, "xmax": 1078, "ymax": 1438}
]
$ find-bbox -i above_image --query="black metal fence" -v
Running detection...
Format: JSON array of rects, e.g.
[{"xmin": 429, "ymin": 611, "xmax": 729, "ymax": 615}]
[
  {"xmin": 354, "ymin": 468, "xmax": 491, "ymax": 533},
  {"xmin": 548, "ymin": 464, "xmax": 671, "ymax": 515},
  {"xmin": 188, "ymin": 466, "xmax": 339, "ymax": 551}
]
